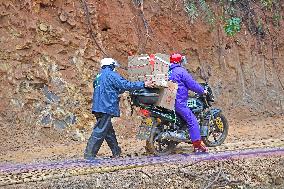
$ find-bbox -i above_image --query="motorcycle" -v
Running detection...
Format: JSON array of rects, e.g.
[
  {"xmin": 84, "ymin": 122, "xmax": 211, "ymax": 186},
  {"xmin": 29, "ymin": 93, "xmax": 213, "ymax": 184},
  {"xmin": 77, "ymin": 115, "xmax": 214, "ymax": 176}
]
[{"xmin": 130, "ymin": 83, "xmax": 229, "ymax": 155}]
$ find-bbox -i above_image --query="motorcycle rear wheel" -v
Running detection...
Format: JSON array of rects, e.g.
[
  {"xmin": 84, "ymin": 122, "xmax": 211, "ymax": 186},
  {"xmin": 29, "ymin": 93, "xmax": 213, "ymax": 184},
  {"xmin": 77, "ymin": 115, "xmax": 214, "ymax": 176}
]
[
  {"xmin": 202, "ymin": 113, "xmax": 229, "ymax": 147},
  {"xmin": 145, "ymin": 126, "xmax": 177, "ymax": 156}
]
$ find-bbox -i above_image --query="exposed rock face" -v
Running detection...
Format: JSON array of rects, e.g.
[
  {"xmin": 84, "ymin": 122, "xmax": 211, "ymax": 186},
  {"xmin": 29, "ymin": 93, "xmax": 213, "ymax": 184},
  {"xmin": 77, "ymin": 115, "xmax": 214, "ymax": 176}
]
[
  {"xmin": 0, "ymin": 1, "xmax": 99, "ymax": 133},
  {"xmin": 0, "ymin": 0, "xmax": 283, "ymax": 143}
]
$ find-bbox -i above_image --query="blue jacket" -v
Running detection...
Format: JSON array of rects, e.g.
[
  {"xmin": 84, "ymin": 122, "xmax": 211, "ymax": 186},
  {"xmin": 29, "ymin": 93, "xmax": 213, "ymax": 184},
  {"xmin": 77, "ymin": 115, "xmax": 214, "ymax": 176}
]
[
  {"xmin": 169, "ymin": 64, "xmax": 204, "ymax": 105},
  {"xmin": 92, "ymin": 67, "xmax": 145, "ymax": 117}
]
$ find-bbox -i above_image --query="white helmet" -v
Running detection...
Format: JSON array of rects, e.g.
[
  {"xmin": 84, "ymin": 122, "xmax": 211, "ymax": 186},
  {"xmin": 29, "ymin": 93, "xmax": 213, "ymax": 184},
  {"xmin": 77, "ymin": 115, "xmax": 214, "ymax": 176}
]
[{"xmin": 100, "ymin": 58, "xmax": 120, "ymax": 68}]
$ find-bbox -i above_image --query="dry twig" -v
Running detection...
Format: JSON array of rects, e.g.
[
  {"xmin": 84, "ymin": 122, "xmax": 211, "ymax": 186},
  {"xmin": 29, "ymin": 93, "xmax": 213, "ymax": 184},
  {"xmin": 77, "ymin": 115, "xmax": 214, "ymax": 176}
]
[
  {"xmin": 203, "ymin": 162, "xmax": 223, "ymax": 189},
  {"xmin": 138, "ymin": 169, "xmax": 152, "ymax": 178}
]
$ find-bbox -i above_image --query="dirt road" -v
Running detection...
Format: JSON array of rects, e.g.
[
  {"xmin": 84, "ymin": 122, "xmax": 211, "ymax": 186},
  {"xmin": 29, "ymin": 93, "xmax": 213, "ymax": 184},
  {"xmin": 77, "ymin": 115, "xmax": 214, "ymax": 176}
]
[
  {"xmin": 0, "ymin": 115, "xmax": 283, "ymax": 188},
  {"xmin": 1, "ymin": 115, "xmax": 283, "ymax": 164}
]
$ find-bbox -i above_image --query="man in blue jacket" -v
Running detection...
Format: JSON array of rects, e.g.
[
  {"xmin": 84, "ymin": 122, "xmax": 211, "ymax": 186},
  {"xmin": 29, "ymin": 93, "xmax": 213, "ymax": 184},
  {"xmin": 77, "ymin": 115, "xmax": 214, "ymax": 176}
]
[
  {"xmin": 84, "ymin": 58, "xmax": 152, "ymax": 160},
  {"xmin": 169, "ymin": 53, "xmax": 208, "ymax": 152}
]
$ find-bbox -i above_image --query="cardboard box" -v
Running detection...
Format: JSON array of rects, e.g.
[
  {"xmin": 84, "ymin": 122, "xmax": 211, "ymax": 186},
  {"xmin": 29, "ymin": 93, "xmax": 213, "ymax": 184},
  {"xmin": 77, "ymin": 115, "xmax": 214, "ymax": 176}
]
[
  {"xmin": 155, "ymin": 81, "xmax": 178, "ymax": 110},
  {"xmin": 128, "ymin": 53, "xmax": 170, "ymax": 87}
]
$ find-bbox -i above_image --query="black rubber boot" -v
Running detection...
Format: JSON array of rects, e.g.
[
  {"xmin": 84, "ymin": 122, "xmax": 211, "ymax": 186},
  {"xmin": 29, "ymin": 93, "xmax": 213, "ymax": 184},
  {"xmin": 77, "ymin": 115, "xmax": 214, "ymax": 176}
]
[
  {"xmin": 111, "ymin": 147, "xmax": 122, "ymax": 158},
  {"xmin": 105, "ymin": 123, "xmax": 122, "ymax": 158},
  {"xmin": 84, "ymin": 114, "xmax": 112, "ymax": 159}
]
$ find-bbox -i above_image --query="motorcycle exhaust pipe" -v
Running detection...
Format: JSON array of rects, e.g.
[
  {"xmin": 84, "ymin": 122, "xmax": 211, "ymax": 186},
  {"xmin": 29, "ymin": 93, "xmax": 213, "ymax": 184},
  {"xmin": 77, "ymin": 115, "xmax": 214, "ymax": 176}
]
[{"xmin": 157, "ymin": 131, "xmax": 191, "ymax": 143}]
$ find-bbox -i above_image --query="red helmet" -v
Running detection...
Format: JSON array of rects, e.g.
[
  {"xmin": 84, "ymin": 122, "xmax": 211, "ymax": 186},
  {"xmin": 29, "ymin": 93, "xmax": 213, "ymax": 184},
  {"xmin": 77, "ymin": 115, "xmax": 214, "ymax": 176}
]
[{"xmin": 170, "ymin": 53, "xmax": 183, "ymax": 64}]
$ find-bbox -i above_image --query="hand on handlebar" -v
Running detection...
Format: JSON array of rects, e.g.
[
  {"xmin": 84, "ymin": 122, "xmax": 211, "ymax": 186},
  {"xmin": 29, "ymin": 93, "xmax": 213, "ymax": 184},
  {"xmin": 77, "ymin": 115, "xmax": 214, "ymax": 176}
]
[{"xmin": 203, "ymin": 89, "xmax": 208, "ymax": 95}]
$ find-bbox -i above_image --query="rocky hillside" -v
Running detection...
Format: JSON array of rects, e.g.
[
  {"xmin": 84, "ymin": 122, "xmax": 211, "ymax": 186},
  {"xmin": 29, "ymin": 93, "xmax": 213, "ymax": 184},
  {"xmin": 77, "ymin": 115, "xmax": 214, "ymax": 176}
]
[{"xmin": 0, "ymin": 0, "xmax": 283, "ymax": 146}]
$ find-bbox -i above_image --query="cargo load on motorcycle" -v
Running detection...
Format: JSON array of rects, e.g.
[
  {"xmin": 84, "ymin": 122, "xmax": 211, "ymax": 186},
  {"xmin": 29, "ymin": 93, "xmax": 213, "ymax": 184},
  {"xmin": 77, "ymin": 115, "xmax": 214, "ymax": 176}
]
[
  {"xmin": 128, "ymin": 53, "xmax": 178, "ymax": 110},
  {"xmin": 127, "ymin": 53, "xmax": 229, "ymax": 155}
]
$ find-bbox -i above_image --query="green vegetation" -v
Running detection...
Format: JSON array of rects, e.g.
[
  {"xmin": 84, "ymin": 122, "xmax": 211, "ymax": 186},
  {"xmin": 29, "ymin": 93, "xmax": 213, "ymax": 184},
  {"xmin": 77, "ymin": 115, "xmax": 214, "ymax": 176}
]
[
  {"xmin": 183, "ymin": 0, "xmax": 282, "ymax": 37},
  {"xmin": 224, "ymin": 17, "xmax": 241, "ymax": 36}
]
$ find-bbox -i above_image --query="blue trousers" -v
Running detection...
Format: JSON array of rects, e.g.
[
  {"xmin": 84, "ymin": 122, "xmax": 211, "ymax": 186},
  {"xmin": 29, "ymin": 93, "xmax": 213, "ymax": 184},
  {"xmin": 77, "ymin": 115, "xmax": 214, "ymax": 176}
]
[
  {"xmin": 84, "ymin": 113, "xmax": 121, "ymax": 158},
  {"xmin": 175, "ymin": 104, "xmax": 201, "ymax": 142}
]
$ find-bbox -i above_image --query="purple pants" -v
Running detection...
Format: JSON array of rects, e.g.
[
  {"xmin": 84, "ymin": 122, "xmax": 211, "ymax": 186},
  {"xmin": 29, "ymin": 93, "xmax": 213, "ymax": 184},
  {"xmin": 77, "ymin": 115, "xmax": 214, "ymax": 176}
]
[{"xmin": 175, "ymin": 103, "xmax": 201, "ymax": 142}]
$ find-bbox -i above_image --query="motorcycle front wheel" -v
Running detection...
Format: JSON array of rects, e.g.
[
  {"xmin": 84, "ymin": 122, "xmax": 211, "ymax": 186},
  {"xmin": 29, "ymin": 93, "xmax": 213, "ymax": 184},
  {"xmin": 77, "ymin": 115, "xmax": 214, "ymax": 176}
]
[{"xmin": 202, "ymin": 113, "xmax": 229, "ymax": 147}]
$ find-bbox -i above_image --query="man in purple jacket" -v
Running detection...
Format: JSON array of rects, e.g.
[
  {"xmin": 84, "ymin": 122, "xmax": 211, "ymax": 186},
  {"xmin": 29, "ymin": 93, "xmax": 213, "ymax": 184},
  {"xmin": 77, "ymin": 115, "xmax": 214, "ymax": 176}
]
[{"xmin": 169, "ymin": 53, "xmax": 207, "ymax": 152}]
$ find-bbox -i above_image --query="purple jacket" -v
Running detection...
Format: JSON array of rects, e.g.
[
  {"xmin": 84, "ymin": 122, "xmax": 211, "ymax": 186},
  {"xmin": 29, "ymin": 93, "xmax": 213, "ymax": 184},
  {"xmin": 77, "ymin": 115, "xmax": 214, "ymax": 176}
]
[{"xmin": 169, "ymin": 64, "xmax": 204, "ymax": 105}]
